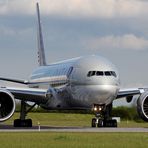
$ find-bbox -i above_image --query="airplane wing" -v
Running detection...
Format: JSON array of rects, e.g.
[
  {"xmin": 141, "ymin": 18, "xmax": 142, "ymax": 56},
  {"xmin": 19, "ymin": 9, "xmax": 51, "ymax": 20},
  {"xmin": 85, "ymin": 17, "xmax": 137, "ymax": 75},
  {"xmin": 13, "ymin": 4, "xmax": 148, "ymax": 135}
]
[
  {"xmin": 116, "ymin": 88, "xmax": 148, "ymax": 99},
  {"xmin": 0, "ymin": 77, "xmax": 68, "ymax": 104},
  {"xmin": 0, "ymin": 77, "xmax": 28, "ymax": 84},
  {"xmin": 0, "ymin": 86, "xmax": 49, "ymax": 104}
]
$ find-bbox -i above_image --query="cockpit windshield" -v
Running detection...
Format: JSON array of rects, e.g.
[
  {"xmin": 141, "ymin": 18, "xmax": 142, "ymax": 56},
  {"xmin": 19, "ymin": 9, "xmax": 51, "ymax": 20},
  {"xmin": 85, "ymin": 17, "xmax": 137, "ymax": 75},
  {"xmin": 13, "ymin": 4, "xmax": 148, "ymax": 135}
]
[{"xmin": 87, "ymin": 71, "xmax": 117, "ymax": 77}]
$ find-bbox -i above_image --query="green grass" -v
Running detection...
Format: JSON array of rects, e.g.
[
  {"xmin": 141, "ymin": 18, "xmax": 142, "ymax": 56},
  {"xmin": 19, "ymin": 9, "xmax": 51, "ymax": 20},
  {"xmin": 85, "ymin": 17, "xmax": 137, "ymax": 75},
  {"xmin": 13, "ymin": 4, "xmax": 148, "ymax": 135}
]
[
  {"xmin": 5, "ymin": 112, "xmax": 93, "ymax": 127},
  {"xmin": 4, "ymin": 112, "xmax": 148, "ymax": 128},
  {"xmin": 1, "ymin": 112, "xmax": 148, "ymax": 148},
  {"xmin": 0, "ymin": 132, "xmax": 147, "ymax": 148}
]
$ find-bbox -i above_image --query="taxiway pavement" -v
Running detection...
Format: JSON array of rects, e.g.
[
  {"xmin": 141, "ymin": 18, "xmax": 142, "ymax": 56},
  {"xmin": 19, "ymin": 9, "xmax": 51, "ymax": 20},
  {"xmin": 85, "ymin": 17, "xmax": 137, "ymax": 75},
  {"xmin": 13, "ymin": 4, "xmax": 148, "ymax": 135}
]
[{"xmin": 0, "ymin": 125, "xmax": 148, "ymax": 132}]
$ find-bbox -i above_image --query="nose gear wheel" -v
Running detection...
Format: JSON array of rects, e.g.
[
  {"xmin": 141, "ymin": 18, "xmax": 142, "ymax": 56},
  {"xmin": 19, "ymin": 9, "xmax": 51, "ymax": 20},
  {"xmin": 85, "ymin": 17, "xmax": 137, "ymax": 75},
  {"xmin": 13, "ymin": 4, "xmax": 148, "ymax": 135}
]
[{"xmin": 91, "ymin": 104, "xmax": 117, "ymax": 128}]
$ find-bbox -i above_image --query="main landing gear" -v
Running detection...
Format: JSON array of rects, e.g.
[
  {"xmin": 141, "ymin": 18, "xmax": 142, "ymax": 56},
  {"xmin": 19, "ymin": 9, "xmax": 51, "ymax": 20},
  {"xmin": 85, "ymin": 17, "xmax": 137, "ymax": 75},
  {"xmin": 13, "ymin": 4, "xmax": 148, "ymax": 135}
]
[
  {"xmin": 91, "ymin": 104, "xmax": 117, "ymax": 128},
  {"xmin": 14, "ymin": 100, "xmax": 36, "ymax": 127}
]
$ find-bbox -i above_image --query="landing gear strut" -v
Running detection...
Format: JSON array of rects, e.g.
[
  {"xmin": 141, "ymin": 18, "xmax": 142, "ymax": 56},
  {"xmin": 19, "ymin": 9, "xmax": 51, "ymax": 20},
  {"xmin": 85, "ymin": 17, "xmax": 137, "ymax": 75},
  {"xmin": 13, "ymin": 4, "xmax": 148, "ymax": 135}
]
[
  {"xmin": 14, "ymin": 100, "xmax": 36, "ymax": 127},
  {"xmin": 91, "ymin": 104, "xmax": 117, "ymax": 128}
]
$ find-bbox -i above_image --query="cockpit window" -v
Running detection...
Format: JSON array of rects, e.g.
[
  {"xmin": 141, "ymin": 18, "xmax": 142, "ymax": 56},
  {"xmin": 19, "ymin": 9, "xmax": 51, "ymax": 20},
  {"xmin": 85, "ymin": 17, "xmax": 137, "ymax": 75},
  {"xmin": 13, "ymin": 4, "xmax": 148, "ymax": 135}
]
[
  {"xmin": 104, "ymin": 71, "xmax": 111, "ymax": 76},
  {"xmin": 87, "ymin": 71, "xmax": 117, "ymax": 77},
  {"xmin": 91, "ymin": 71, "xmax": 96, "ymax": 76},
  {"xmin": 87, "ymin": 71, "xmax": 96, "ymax": 77},
  {"xmin": 87, "ymin": 71, "xmax": 91, "ymax": 77},
  {"xmin": 110, "ymin": 71, "xmax": 117, "ymax": 77},
  {"xmin": 96, "ymin": 71, "xmax": 104, "ymax": 76}
]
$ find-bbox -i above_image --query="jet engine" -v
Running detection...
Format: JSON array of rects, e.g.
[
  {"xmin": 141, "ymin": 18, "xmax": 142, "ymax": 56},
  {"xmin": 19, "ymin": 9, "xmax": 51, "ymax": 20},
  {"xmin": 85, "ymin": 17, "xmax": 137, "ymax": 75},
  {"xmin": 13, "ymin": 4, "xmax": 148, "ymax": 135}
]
[
  {"xmin": 137, "ymin": 91, "xmax": 148, "ymax": 121},
  {"xmin": 0, "ymin": 89, "xmax": 16, "ymax": 122},
  {"xmin": 126, "ymin": 96, "xmax": 133, "ymax": 103}
]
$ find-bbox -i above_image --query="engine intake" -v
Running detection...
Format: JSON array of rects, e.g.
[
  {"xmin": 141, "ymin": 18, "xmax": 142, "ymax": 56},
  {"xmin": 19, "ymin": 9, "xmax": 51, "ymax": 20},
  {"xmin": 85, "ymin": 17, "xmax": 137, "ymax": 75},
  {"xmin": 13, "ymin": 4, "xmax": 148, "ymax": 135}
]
[
  {"xmin": 137, "ymin": 91, "xmax": 148, "ymax": 122},
  {"xmin": 0, "ymin": 89, "xmax": 15, "ymax": 122}
]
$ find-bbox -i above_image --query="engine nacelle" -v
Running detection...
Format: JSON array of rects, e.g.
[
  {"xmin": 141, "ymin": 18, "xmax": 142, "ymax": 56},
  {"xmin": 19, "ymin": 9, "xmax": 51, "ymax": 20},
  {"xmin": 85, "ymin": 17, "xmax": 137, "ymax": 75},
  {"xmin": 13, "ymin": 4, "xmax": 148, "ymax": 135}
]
[
  {"xmin": 126, "ymin": 96, "xmax": 133, "ymax": 103},
  {"xmin": 0, "ymin": 89, "xmax": 16, "ymax": 122},
  {"xmin": 137, "ymin": 91, "xmax": 148, "ymax": 121}
]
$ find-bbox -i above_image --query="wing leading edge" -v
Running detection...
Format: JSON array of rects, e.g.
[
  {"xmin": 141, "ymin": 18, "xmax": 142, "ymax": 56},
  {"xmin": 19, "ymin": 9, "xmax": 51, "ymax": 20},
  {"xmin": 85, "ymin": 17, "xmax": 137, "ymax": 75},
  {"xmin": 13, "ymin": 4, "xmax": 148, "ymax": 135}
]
[
  {"xmin": 116, "ymin": 88, "xmax": 147, "ymax": 99},
  {"xmin": 0, "ymin": 86, "xmax": 49, "ymax": 104},
  {"xmin": 0, "ymin": 77, "xmax": 28, "ymax": 84}
]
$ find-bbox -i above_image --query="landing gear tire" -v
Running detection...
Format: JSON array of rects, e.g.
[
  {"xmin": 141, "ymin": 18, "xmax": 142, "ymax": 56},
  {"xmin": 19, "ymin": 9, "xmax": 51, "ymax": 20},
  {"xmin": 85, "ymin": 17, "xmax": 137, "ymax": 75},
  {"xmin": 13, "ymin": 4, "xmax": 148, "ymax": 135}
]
[
  {"xmin": 97, "ymin": 119, "xmax": 104, "ymax": 127},
  {"xmin": 92, "ymin": 103, "xmax": 118, "ymax": 128},
  {"xmin": 91, "ymin": 118, "xmax": 96, "ymax": 127},
  {"xmin": 14, "ymin": 119, "xmax": 32, "ymax": 127},
  {"xmin": 104, "ymin": 119, "xmax": 117, "ymax": 127},
  {"xmin": 91, "ymin": 118, "xmax": 104, "ymax": 127},
  {"xmin": 112, "ymin": 119, "xmax": 117, "ymax": 127},
  {"xmin": 91, "ymin": 119, "xmax": 117, "ymax": 128}
]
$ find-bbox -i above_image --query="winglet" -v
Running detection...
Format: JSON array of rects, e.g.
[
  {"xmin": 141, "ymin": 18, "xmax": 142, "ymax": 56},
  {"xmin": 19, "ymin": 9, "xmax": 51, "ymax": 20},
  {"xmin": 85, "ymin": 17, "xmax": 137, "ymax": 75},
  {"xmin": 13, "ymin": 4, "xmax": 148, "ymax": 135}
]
[{"xmin": 36, "ymin": 2, "xmax": 46, "ymax": 66}]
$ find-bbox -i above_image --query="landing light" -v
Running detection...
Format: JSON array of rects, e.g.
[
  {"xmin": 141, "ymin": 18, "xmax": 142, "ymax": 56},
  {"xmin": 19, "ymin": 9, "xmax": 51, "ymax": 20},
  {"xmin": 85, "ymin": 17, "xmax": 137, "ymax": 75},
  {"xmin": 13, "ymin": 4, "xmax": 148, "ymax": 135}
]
[
  {"xmin": 93, "ymin": 104, "xmax": 105, "ymax": 112},
  {"xmin": 98, "ymin": 107, "xmax": 102, "ymax": 111},
  {"xmin": 93, "ymin": 106, "xmax": 102, "ymax": 112},
  {"xmin": 94, "ymin": 107, "xmax": 98, "ymax": 111}
]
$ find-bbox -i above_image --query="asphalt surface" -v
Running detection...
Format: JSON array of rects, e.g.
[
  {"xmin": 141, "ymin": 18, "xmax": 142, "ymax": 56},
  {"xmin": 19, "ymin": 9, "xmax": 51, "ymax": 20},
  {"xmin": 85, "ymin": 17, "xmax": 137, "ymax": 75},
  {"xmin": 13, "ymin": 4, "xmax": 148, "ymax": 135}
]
[{"xmin": 0, "ymin": 124, "xmax": 148, "ymax": 132}]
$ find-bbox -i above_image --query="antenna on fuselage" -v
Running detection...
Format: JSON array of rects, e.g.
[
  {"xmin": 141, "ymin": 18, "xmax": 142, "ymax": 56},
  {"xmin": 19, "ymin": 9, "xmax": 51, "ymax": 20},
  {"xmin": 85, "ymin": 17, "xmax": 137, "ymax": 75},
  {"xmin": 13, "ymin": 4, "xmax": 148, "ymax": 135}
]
[{"xmin": 36, "ymin": 2, "xmax": 46, "ymax": 66}]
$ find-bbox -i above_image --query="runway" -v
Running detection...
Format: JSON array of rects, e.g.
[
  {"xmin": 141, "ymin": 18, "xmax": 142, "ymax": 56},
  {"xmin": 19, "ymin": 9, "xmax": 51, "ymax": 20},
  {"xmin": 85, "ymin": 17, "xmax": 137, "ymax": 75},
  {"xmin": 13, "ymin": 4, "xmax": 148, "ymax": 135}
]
[{"xmin": 0, "ymin": 125, "xmax": 148, "ymax": 132}]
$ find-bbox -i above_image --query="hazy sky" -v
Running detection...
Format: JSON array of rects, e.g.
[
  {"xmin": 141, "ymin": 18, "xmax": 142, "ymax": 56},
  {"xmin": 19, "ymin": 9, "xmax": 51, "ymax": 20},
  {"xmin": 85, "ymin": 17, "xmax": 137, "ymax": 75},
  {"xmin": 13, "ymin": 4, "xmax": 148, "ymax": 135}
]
[{"xmin": 0, "ymin": 0, "xmax": 148, "ymax": 88}]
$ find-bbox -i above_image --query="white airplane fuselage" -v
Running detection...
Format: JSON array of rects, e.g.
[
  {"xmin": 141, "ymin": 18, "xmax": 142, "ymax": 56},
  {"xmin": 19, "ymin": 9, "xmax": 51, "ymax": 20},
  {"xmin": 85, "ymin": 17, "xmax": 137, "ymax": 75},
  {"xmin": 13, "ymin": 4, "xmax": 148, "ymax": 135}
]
[{"xmin": 29, "ymin": 55, "xmax": 120, "ymax": 109}]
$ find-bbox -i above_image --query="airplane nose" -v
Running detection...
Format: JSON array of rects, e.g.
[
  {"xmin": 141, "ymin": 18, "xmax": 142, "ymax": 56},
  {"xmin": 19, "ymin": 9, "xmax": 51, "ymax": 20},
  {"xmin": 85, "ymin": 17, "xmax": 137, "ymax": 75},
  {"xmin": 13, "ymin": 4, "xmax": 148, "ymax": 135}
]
[
  {"xmin": 91, "ymin": 77, "xmax": 119, "ymax": 86},
  {"xmin": 70, "ymin": 78, "xmax": 119, "ymax": 107},
  {"xmin": 86, "ymin": 84, "xmax": 119, "ymax": 105}
]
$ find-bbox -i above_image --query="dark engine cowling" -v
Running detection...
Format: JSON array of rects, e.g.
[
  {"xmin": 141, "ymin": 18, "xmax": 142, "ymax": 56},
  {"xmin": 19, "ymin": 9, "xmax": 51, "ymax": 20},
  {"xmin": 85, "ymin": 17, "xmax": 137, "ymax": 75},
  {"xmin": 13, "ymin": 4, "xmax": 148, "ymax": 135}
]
[
  {"xmin": 0, "ymin": 89, "xmax": 16, "ymax": 122},
  {"xmin": 137, "ymin": 91, "xmax": 148, "ymax": 122}
]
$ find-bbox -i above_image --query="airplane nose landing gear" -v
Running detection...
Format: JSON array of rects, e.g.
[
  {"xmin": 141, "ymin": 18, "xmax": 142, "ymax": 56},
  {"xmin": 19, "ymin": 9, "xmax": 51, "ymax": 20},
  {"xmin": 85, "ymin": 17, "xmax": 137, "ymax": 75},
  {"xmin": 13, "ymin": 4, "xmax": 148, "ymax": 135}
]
[{"xmin": 91, "ymin": 104, "xmax": 117, "ymax": 128}]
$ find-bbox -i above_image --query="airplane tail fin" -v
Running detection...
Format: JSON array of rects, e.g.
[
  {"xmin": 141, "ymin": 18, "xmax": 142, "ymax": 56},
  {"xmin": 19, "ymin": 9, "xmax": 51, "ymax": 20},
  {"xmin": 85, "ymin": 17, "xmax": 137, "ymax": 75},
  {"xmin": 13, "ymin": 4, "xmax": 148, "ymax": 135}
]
[{"xmin": 36, "ymin": 3, "xmax": 46, "ymax": 66}]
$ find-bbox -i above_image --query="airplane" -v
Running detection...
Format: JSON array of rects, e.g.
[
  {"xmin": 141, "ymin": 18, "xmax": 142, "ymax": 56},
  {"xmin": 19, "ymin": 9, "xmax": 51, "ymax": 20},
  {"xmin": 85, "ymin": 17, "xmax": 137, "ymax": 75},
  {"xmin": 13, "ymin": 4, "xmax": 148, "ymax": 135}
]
[{"xmin": 0, "ymin": 3, "xmax": 148, "ymax": 128}]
